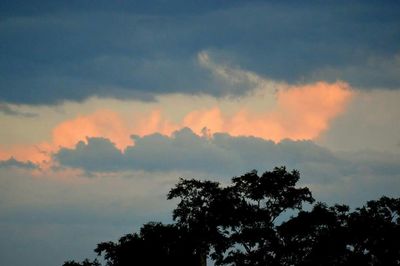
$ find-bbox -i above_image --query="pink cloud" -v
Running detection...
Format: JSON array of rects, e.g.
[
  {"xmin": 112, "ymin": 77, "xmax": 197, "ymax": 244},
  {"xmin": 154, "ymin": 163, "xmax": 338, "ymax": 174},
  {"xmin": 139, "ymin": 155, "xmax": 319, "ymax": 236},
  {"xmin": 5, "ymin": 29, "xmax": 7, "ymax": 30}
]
[
  {"xmin": 183, "ymin": 81, "xmax": 353, "ymax": 141},
  {"xmin": 1, "ymin": 81, "xmax": 353, "ymax": 167}
]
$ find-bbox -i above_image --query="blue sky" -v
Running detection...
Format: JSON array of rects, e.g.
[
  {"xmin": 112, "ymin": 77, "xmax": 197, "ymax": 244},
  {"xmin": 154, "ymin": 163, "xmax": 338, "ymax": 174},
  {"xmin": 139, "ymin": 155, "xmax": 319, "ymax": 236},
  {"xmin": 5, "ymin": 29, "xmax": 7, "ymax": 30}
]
[{"xmin": 1, "ymin": 1, "xmax": 400, "ymax": 265}]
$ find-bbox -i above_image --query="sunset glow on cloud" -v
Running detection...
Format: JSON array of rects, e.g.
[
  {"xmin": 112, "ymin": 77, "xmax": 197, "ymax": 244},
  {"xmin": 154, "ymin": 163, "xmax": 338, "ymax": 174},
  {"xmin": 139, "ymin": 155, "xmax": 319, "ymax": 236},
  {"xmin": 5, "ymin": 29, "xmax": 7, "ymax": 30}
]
[
  {"xmin": 0, "ymin": 52, "xmax": 353, "ymax": 167},
  {"xmin": 183, "ymin": 81, "xmax": 352, "ymax": 140},
  {"xmin": 0, "ymin": 80, "xmax": 352, "ymax": 166},
  {"xmin": 52, "ymin": 109, "xmax": 134, "ymax": 151},
  {"xmin": 0, "ymin": 50, "xmax": 355, "ymax": 169},
  {"xmin": 1, "ymin": 2, "xmax": 400, "ymax": 266}
]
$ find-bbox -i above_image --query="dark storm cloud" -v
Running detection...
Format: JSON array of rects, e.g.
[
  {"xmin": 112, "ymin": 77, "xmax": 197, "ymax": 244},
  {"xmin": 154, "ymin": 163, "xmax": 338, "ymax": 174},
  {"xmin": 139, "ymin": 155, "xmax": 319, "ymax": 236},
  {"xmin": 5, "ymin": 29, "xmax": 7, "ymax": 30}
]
[{"xmin": 1, "ymin": 1, "xmax": 399, "ymax": 104}]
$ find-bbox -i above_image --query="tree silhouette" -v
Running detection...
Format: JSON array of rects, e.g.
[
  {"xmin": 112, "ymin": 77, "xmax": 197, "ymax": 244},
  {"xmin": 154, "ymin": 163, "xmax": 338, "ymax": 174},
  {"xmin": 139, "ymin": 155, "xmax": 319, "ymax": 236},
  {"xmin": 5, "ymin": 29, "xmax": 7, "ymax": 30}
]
[
  {"xmin": 278, "ymin": 197, "xmax": 400, "ymax": 265},
  {"xmin": 94, "ymin": 222, "xmax": 198, "ymax": 266},
  {"xmin": 63, "ymin": 167, "xmax": 400, "ymax": 266},
  {"xmin": 166, "ymin": 178, "xmax": 235, "ymax": 266},
  {"xmin": 346, "ymin": 197, "xmax": 400, "ymax": 265},
  {"xmin": 63, "ymin": 259, "xmax": 100, "ymax": 266},
  {"xmin": 167, "ymin": 166, "xmax": 314, "ymax": 265},
  {"xmin": 278, "ymin": 203, "xmax": 352, "ymax": 265}
]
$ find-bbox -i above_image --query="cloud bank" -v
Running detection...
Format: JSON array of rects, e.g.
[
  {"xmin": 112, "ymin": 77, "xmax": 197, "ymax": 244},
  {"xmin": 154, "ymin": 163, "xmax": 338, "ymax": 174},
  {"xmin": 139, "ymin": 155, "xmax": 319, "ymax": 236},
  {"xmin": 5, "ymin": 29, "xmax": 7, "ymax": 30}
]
[
  {"xmin": 54, "ymin": 128, "xmax": 400, "ymax": 186},
  {"xmin": 0, "ymin": 53, "xmax": 353, "ymax": 168},
  {"xmin": 2, "ymin": 75, "xmax": 352, "ymax": 166},
  {"xmin": 1, "ymin": 1, "xmax": 399, "ymax": 104}
]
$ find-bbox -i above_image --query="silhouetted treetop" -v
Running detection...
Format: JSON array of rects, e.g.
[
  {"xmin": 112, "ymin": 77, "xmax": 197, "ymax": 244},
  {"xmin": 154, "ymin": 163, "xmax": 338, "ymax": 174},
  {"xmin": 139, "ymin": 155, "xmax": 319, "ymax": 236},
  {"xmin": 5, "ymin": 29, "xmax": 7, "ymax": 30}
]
[
  {"xmin": 63, "ymin": 259, "xmax": 100, "ymax": 266},
  {"xmin": 93, "ymin": 222, "xmax": 199, "ymax": 266},
  {"xmin": 168, "ymin": 166, "xmax": 314, "ymax": 265},
  {"xmin": 63, "ymin": 167, "xmax": 400, "ymax": 266}
]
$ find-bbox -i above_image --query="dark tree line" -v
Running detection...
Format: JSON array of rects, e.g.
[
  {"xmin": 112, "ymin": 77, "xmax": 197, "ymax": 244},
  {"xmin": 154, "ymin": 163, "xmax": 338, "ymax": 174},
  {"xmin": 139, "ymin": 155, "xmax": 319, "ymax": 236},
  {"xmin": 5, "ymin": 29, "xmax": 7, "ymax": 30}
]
[{"xmin": 64, "ymin": 167, "xmax": 400, "ymax": 266}]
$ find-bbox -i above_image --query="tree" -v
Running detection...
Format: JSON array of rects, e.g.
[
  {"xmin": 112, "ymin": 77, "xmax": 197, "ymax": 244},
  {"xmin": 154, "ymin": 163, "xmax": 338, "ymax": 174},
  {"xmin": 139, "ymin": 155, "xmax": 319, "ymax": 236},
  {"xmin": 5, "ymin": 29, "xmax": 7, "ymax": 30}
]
[
  {"xmin": 168, "ymin": 166, "xmax": 314, "ymax": 265},
  {"xmin": 346, "ymin": 196, "xmax": 400, "ymax": 265},
  {"xmin": 63, "ymin": 259, "xmax": 100, "ymax": 266},
  {"xmin": 94, "ymin": 222, "xmax": 198, "ymax": 266},
  {"xmin": 167, "ymin": 178, "xmax": 236, "ymax": 266},
  {"xmin": 63, "ymin": 167, "xmax": 399, "ymax": 266},
  {"xmin": 278, "ymin": 203, "xmax": 352, "ymax": 265},
  {"xmin": 278, "ymin": 197, "xmax": 400, "ymax": 265}
]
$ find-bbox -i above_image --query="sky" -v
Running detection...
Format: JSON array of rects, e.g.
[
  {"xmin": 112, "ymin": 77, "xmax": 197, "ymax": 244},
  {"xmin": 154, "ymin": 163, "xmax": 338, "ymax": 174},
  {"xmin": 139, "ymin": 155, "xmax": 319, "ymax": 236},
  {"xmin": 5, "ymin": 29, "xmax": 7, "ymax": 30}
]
[{"xmin": 1, "ymin": 1, "xmax": 400, "ymax": 265}]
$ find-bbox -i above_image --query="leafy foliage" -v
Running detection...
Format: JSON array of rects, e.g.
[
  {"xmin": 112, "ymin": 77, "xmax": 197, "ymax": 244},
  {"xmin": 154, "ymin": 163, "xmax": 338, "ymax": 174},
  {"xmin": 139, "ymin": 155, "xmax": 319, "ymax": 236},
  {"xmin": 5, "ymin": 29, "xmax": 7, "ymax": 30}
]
[
  {"xmin": 64, "ymin": 167, "xmax": 400, "ymax": 266},
  {"xmin": 63, "ymin": 259, "xmax": 100, "ymax": 266},
  {"xmin": 279, "ymin": 197, "xmax": 400, "ymax": 265},
  {"xmin": 94, "ymin": 222, "xmax": 198, "ymax": 266},
  {"xmin": 167, "ymin": 167, "xmax": 314, "ymax": 265}
]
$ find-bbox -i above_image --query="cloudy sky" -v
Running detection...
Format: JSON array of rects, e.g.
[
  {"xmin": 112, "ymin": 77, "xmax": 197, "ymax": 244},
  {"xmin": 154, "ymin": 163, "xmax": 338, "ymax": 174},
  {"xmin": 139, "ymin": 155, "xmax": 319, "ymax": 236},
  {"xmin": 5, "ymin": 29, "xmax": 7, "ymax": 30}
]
[{"xmin": 1, "ymin": 1, "xmax": 400, "ymax": 265}]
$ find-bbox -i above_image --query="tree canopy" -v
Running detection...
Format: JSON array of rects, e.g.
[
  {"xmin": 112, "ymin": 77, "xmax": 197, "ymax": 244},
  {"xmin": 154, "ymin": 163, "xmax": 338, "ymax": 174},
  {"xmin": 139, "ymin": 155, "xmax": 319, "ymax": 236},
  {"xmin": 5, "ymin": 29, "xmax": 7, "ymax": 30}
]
[{"xmin": 63, "ymin": 167, "xmax": 400, "ymax": 266}]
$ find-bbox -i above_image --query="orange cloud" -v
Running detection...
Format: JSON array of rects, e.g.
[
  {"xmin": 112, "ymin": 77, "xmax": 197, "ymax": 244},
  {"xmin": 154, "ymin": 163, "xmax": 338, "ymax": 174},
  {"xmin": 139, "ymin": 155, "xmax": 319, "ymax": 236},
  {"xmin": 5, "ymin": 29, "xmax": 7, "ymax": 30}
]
[
  {"xmin": 0, "ymin": 143, "xmax": 50, "ymax": 163},
  {"xmin": 183, "ymin": 81, "xmax": 353, "ymax": 141},
  {"xmin": 183, "ymin": 107, "xmax": 225, "ymax": 134},
  {"xmin": 0, "ymin": 110, "xmax": 133, "ymax": 167},
  {"xmin": 130, "ymin": 109, "xmax": 179, "ymax": 137},
  {"xmin": 273, "ymin": 81, "xmax": 352, "ymax": 139},
  {"xmin": 1, "ymin": 81, "xmax": 353, "ymax": 168},
  {"xmin": 52, "ymin": 109, "xmax": 133, "ymax": 151}
]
